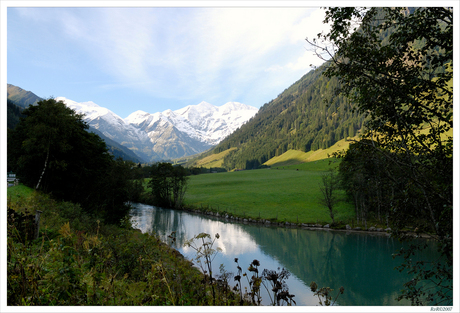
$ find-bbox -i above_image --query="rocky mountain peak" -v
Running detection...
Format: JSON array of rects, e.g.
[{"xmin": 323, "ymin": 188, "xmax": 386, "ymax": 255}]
[{"xmin": 60, "ymin": 97, "xmax": 258, "ymax": 162}]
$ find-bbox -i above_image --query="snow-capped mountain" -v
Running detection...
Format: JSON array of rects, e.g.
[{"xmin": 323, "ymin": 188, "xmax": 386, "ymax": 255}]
[
  {"xmin": 125, "ymin": 101, "xmax": 258, "ymax": 146},
  {"xmin": 57, "ymin": 97, "xmax": 258, "ymax": 162},
  {"xmin": 56, "ymin": 97, "xmax": 155, "ymax": 161}
]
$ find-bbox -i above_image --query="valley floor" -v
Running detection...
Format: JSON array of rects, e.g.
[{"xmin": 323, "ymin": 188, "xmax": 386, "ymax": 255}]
[{"xmin": 184, "ymin": 158, "xmax": 356, "ymax": 226}]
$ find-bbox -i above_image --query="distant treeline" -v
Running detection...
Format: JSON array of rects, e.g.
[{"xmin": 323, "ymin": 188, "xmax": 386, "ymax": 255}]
[{"xmin": 132, "ymin": 163, "xmax": 227, "ymax": 178}]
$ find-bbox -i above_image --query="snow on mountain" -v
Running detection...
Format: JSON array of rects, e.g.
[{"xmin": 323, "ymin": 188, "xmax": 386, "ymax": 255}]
[
  {"xmin": 127, "ymin": 101, "xmax": 259, "ymax": 146},
  {"xmin": 56, "ymin": 97, "xmax": 153, "ymax": 161},
  {"xmin": 57, "ymin": 97, "xmax": 149, "ymax": 141},
  {"xmin": 57, "ymin": 96, "xmax": 258, "ymax": 162}
]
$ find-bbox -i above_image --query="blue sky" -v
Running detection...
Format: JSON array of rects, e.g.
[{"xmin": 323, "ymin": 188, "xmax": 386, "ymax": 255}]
[{"xmin": 5, "ymin": 4, "xmax": 331, "ymax": 118}]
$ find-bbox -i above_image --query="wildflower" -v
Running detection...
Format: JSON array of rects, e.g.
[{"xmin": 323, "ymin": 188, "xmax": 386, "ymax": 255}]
[
  {"xmin": 263, "ymin": 269, "xmax": 278, "ymax": 282},
  {"xmin": 310, "ymin": 281, "xmax": 318, "ymax": 292}
]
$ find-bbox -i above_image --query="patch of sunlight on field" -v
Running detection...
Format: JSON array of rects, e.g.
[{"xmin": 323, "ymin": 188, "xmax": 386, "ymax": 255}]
[
  {"xmin": 264, "ymin": 138, "xmax": 355, "ymax": 168},
  {"xmin": 266, "ymin": 123, "xmax": 452, "ymax": 170},
  {"xmin": 195, "ymin": 147, "xmax": 237, "ymax": 168}
]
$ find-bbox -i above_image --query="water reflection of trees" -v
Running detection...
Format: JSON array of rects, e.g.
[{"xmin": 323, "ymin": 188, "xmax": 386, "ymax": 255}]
[
  {"xmin": 243, "ymin": 225, "xmax": 439, "ymax": 305},
  {"xmin": 130, "ymin": 204, "xmax": 260, "ymax": 256},
  {"xmin": 130, "ymin": 204, "xmax": 440, "ymax": 306}
]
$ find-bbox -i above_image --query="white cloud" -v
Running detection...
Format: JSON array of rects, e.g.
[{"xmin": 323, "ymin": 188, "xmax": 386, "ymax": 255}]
[
  {"xmin": 176, "ymin": 7, "xmax": 327, "ymax": 102},
  {"xmin": 290, "ymin": 7, "xmax": 330, "ymax": 44},
  {"xmin": 287, "ymin": 53, "xmax": 316, "ymax": 71},
  {"xmin": 265, "ymin": 48, "xmax": 325, "ymax": 73},
  {"xmin": 207, "ymin": 8, "xmax": 308, "ymax": 54},
  {"xmin": 78, "ymin": 8, "xmax": 323, "ymax": 89},
  {"xmin": 193, "ymin": 8, "xmax": 317, "ymax": 70},
  {"xmin": 265, "ymin": 8, "xmax": 331, "ymax": 73},
  {"xmin": 87, "ymin": 9, "xmax": 159, "ymax": 82},
  {"xmin": 10, "ymin": 6, "xmax": 330, "ymax": 107}
]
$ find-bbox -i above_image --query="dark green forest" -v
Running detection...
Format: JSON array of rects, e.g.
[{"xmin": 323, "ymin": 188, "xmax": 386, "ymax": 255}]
[{"xmin": 7, "ymin": 99, "xmax": 24, "ymax": 130}]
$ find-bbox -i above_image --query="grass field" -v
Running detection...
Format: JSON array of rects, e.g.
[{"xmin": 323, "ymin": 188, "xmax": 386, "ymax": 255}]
[
  {"xmin": 187, "ymin": 137, "xmax": 356, "ymax": 169},
  {"xmin": 184, "ymin": 158, "xmax": 355, "ymax": 224},
  {"xmin": 193, "ymin": 147, "xmax": 237, "ymax": 168},
  {"xmin": 264, "ymin": 138, "xmax": 353, "ymax": 167}
]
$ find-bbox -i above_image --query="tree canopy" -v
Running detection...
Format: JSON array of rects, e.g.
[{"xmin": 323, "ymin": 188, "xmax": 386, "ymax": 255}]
[
  {"xmin": 8, "ymin": 98, "xmax": 135, "ymax": 222},
  {"xmin": 148, "ymin": 162, "xmax": 188, "ymax": 209},
  {"xmin": 310, "ymin": 7, "xmax": 452, "ymax": 154},
  {"xmin": 309, "ymin": 7, "xmax": 453, "ymax": 305}
]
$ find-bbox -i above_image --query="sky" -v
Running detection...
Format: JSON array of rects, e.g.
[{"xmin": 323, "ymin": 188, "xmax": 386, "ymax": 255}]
[{"xmin": 5, "ymin": 3, "xmax": 332, "ymax": 119}]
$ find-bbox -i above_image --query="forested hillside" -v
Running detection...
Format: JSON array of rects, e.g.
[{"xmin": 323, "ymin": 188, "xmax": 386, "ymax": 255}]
[
  {"xmin": 210, "ymin": 62, "xmax": 365, "ymax": 170},
  {"xmin": 7, "ymin": 99, "xmax": 24, "ymax": 129},
  {"xmin": 7, "ymin": 84, "xmax": 42, "ymax": 108},
  {"xmin": 195, "ymin": 7, "xmax": 448, "ymax": 171}
]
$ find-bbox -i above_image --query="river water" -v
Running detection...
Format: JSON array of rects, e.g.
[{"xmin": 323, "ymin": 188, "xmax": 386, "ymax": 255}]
[{"xmin": 129, "ymin": 202, "xmax": 442, "ymax": 306}]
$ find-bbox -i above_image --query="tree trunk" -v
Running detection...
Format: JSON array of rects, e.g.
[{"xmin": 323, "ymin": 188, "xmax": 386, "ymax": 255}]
[{"xmin": 35, "ymin": 143, "xmax": 50, "ymax": 190}]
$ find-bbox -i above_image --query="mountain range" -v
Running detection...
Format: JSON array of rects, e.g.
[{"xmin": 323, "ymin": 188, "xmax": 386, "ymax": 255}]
[
  {"xmin": 7, "ymin": 60, "xmax": 361, "ymax": 169},
  {"xmin": 57, "ymin": 97, "xmax": 258, "ymax": 162},
  {"xmin": 7, "ymin": 84, "xmax": 258, "ymax": 163}
]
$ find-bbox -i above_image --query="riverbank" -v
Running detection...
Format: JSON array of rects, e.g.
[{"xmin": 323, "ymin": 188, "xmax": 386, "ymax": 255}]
[
  {"xmin": 138, "ymin": 162, "xmax": 431, "ymax": 238},
  {"xmin": 6, "ymin": 185, "xmax": 245, "ymax": 306},
  {"xmin": 130, "ymin": 202, "xmax": 446, "ymax": 306},
  {"xmin": 179, "ymin": 204, "xmax": 435, "ymax": 238},
  {"xmin": 173, "ymin": 199, "xmax": 434, "ymax": 239}
]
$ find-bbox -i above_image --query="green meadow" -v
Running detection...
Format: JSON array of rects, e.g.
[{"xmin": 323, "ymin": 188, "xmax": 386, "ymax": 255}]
[{"xmin": 184, "ymin": 158, "xmax": 355, "ymax": 224}]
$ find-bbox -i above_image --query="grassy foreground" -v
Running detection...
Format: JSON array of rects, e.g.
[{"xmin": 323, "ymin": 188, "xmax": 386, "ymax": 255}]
[
  {"xmin": 7, "ymin": 184, "xmax": 318, "ymax": 306},
  {"xmin": 184, "ymin": 158, "xmax": 355, "ymax": 225},
  {"xmin": 6, "ymin": 185, "xmax": 244, "ymax": 306}
]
